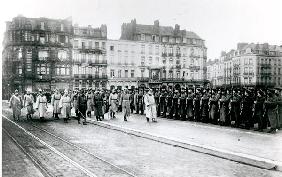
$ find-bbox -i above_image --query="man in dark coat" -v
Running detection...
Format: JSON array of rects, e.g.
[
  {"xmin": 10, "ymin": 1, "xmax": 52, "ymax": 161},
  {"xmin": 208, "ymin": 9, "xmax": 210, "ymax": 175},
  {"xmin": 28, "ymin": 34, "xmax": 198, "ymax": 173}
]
[
  {"xmin": 264, "ymin": 90, "xmax": 279, "ymax": 133},
  {"xmin": 219, "ymin": 90, "xmax": 231, "ymax": 126},
  {"xmin": 179, "ymin": 88, "xmax": 187, "ymax": 121},
  {"xmin": 253, "ymin": 90, "xmax": 266, "ymax": 131},
  {"xmin": 209, "ymin": 89, "xmax": 220, "ymax": 125},
  {"xmin": 193, "ymin": 88, "xmax": 201, "ymax": 121},
  {"xmin": 172, "ymin": 90, "xmax": 180, "ymax": 120},
  {"xmin": 93, "ymin": 90, "xmax": 104, "ymax": 121},
  {"xmin": 200, "ymin": 89, "xmax": 210, "ymax": 123},
  {"xmin": 77, "ymin": 89, "xmax": 87, "ymax": 125},
  {"xmin": 166, "ymin": 89, "xmax": 173, "ymax": 119},
  {"xmin": 240, "ymin": 89, "xmax": 254, "ymax": 129},
  {"xmin": 186, "ymin": 89, "xmax": 194, "ymax": 121},
  {"xmin": 138, "ymin": 89, "xmax": 144, "ymax": 115},
  {"xmin": 154, "ymin": 88, "xmax": 161, "ymax": 117},
  {"xmin": 229, "ymin": 89, "xmax": 242, "ymax": 127},
  {"xmin": 159, "ymin": 88, "xmax": 167, "ymax": 118}
]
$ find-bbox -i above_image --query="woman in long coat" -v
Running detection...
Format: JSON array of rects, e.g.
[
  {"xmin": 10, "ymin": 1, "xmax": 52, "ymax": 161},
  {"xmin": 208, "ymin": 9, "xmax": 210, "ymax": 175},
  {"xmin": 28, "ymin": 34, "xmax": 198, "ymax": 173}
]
[
  {"xmin": 122, "ymin": 89, "xmax": 131, "ymax": 121},
  {"xmin": 9, "ymin": 90, "xmax": 23, "ymax": 121},
  {"xmin": 144, "ymin": 89, "xmax": 157, "ymax": 122},
  {"xmin": 35, "ymin": 90, "xmax": 48, "ymax": 121},
  {"xmin": 51, "ymin": 89, "xmax": 61, "ymax": 119},
  {"xmin": 59, "ymin": 89, "xmax": 72, "ymax": 123}
]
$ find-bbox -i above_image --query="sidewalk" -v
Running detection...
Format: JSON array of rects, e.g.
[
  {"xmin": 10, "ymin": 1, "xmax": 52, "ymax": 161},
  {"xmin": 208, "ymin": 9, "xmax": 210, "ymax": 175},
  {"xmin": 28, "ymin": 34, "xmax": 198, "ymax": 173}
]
[{"xmin": 87, "ymin": 112, "xmax": 282, "ymax": 171}]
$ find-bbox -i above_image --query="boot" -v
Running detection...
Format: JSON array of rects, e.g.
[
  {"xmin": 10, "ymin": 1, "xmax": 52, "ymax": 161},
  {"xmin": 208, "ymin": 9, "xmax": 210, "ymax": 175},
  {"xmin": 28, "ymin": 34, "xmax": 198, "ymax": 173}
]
[
  {"xmin": 146, "ymin": 117, "xmax": 149, "ymax": 122},
  {"xmin": 124, "ymin": 116, "xmax": 127, "ymax": 121}
]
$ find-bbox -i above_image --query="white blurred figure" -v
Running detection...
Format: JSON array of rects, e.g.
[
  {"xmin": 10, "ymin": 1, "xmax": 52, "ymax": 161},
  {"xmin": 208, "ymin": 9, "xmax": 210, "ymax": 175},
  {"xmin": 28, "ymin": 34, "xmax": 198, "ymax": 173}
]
[{"xmin": 144, "ymin": 89, "xmax": 157, "ymax": 122}]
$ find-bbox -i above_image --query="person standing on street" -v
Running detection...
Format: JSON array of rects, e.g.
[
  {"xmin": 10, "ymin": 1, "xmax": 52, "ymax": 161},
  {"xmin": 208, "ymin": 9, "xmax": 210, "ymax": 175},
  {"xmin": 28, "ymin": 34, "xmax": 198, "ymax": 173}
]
[
  {"xmin": 264, "ymin": 89, "xmax": 279, "ymax": 133},
  {"xmin": 138, "ymin": 89, "xmax": 144, "ymax": 115},
  {"xmin": 186, "ymin": 89, "xmax": 194, "ymax": 121},
  {"xmin": 86, "ymin": 89, "xmax": 94, "ymax": 118},
  {"xmin": 121, "ymin": 89, "xmax": 131, "ymax": 121},
  {"xmin": 154, "ymin": 88, "xmax": 161, "ymax": 117},
  {"xmin": 159, "ymin": 88, "xmax": 167, "ymax": 118},
  {"xmin": 144, "ymin": 89, "xmax": 157, "ymax": 122},
  {"xmin": 59, "ymin": 89, "xmax": 72, "ymax": 123},
  {"xmin": 193, "ymin": 88, "xmax": 201, "ymax": 121},
  {"xmin": 134, "ymin": 88, "xmax": 139, "ymax": 114},
  {"xmin": 166, "ymin": 88, "xmax": 173, "ymax": 119},
  {"xmin": 109, "ymin": 89, "xmax": 118, "ymax": 118},
  {"xmin": 23, "ymin": 89, "xmax": 34, "ymax": 120},
  {"xmin": 274, "ymin": 88, "xmax": 282, "ymax": 129},
  {"xmin": 200, "ymin": 89, "xmax": 210, "ymax": 123},
  {"xmin": 240, "ymin": 89, "xmax": 254, "ymax": 129},
  {"xmin": 229, "ymin": 89, "xmax": 242, "ymax": 127},
  {"xmin": 219, "ymin": 90, "xmax": 230, "ymax": 126},
  {"xmin": 51, "ymin": 89, "xmax": 61, "ymax": 120},
  {"xmin": 35, "ymin": 89, "xmax": 48, "ymax": 121},
  {"xmin": 179, "ymin": 88, "xmax": 187, "ymax": 121},
  {"xmin": 93, "ymin": 90, "xmax": 103, "ymax": 121},
  {"xmin": 77, "ymin": 89, "xmax": 87, "ymax": 125},
  {"xmin": 9, "ymin": 89, "xmax": 23, "ymax": 121},
  {"xmin": 71, "ymin": 90, "xmax": 79, "ymax": 118},
  {"xmin": 253, "ymin": 90, "xmax": 266, "ymax": 131}
]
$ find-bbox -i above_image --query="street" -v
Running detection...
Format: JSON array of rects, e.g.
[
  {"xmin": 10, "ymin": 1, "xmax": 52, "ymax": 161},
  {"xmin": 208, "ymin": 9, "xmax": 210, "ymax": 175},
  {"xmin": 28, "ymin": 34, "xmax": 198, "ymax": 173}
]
[{"xmin": 2, "ymin": 103, "xmax": 282, "ymax": 177}]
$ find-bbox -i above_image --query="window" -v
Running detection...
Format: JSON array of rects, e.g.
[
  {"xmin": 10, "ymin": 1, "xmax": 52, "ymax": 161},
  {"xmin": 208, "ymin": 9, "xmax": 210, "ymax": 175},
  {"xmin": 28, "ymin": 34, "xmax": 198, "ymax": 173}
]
[
  {"xmin": 125, "ymin": 70, "xmax": 128, "ymax": 78},
  {"xmin": 88, "ymin": 41, "xmax": 92, "ymax": 49},
  {"xmin": 17, "ymin": 65, "xmax": 22, "ymax": 75},
  {"xmin": 141, "ymin": 56, "xmax": 145, "ymax": 65},
  {"xmin": 40, "ymin": 35, "xmax": 45, "ymax": 44},
  {"xmin": 131, "ymin": 70, "xmax": 135, "ymax": 78},
  {"xmin": 169, "ymin": 70, "xmax": 173, "ymax": 78},
  {"xmin": 169, "ymin": 46, "xmax": 173, "ymax": 55},
  {"xmin": 141, "ymin": 34, "xmax": 145, "ymax": 41},
  {"xmin": 102, "ymin": 42, "xmax": 106, "ymax": 49},
  {"xmin": 176, "ymin": 38, "xmax": 180, "ymax": 43},
  {"xmin": 141, "ymin": 69, "xmax": 145, "ymax": 77},
  {"xmin": 110, "ymin": 46, "xmax": 114, "ymax": 51},
  {"xmin": 149, "ymin": 45, "xmax": 152, "ymax": 54},
  {"xmin": 38, "ymin": 51, "xmax": 48, "ymax": 60},
  {"xmin": 118, "ymin": 70, "xmax": 121, "ymax": 78},
  {"xmin": 141, "ymin": 44, "xmax": 145, "ymax": 54},
  {"xmin": 183, "ymin": 38, "xmax": 187, "ymax": 43},
  {"xmin": 58, "ymin": 50, "xmax": 67, "ymax": 60},
  {"xmin": 40, "ymin": 22, "xmax": 44, "ymax": 30},
  {"xmin": 279, "ymin": 68, "xmax": 281, "ymax": 75},
  {"xmin": 59, "ymin": 35, "xmax": 65, "ymax": 43},
  {"xmin": 176, "ymin": 47, "xmax": 180, "ymax": 55},
  {"xmin": 155, "ymin": 45, "xmax": 159, "ymax": 55},
  {"xmin": 249, "ymin": 58, "xmax": 253, "ymax": 65},
  {"xmin": 162, "ymin": 58, "xmax": 166, "ymax": 65},
  {"xmin": 155, "ymin": 57, "xmax": 159, "ymax": 64},
  {"xmin": 149, "ymin": 57, "xmax": 152, "ymax": 65},
  {"xmin": 95, "ymin": 42, "xmax": 99, "ymax": 49},
  {"xmin": 74, "ymin": 40, "xmax": 78, "ymax": 48},
  {"xmin": 152, "ymin": 35, "xmax": 156, "ymax": 41},
  {"xmin": 60, "ymin": 24, "xmax": 64, "ymax": 31},
  {"xmin": 177, "ymin": 71, "xmax": 180, "ymax": 78},
  {"xmin": 162, "ymin": 36, "xmax": 168, "ymax": 43},
  {"xmin": 82, "ymin": 42, "xmax": 85, "ymax": 49}
]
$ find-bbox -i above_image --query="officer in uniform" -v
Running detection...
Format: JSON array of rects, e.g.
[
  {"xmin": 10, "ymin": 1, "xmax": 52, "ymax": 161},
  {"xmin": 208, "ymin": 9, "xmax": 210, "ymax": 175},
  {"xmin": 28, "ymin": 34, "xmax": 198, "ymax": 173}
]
[
  {"xmin": 77, "ymin": 89, "xmax": 87, "ymax": 125},
  {"xmin": 138, "ymin": 88, "xmax": 144, "ymax": 115},
  {"xmin": 240, "ymin": 89, "xmax": 254, "ymax": 129},
  {"xmin": 93, "ymin": 90, "xmax": 104, "ymax": 121},
  {"xmin": 253, "ymin": 90, "xmax": 265, "ymax": 131},
  {"xmin": 219, "ymin": 89, "xmax": 231, "ymax": 126},
  {"xmin": 172, "ymin": 90, "xmax": 180, "ymax": 120},
  {"xmin": 200, "ymin": 89, "xmax": 210, "ymax": 123},
  {"xmin": 229, "ymin": 89, "xmax": 242, "ymax": 127},
  {"xmin": 154, "ymin": 88, "xmax": 161, "ymax": 117},
  {"xmin": 134, "ymin": 88, "xmax": 139, "ymax": 114},
  {"xmin": 193, "ymin": 88, "xmax": 201, "ymax": 121},
  {"xmin": 179, "ymin": 87, "xmax": 187, "ymax": 121},
  {"xmin": 159, "ymin": 88, "xmax": 167, "ymax": 118},
  {"xmin": 186, "ymin": 88, "xmax": 194, "ymax": 121},
  {"xmin": 166, "ymin": 88, "xmax": 173, "ymax": 119},
  {"xmin": 264, "ymin": 89, "xmax": 279, "ymax": 133}
]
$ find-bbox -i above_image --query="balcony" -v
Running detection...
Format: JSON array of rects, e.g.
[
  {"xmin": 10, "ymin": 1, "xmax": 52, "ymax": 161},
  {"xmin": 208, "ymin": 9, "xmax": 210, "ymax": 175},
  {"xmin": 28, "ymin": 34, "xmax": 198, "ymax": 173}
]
[
  {"xmin": 168, "ymin": 53, "xmax": 174, "ymax": 57},
  {"xmin": 137, "ymin": 77, "xmax": 149, "ymax": 82},
  {"xmin": 78, "ymin": 47, "xmax": 106, "ymax": 54},
  {"xmin": 260, "ymin": 64, "xmax": 271, "ymax": 68},
  {"xmin": 189, "ymin": 66, "xmax": 201, "ymax": 70},
  {"xmin": 73, "ymin": 74, "xmax": 107, "ymax": 80},
  {"xmin": 88, "ymin": 60, "xmax": 107, "ymax": 65}
]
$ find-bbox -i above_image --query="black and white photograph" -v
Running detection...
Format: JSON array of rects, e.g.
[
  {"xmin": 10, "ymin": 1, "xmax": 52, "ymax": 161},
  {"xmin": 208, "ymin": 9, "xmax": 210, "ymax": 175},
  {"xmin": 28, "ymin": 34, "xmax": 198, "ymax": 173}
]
[{"xmin": 1, "ymin": 0, "xmax": 282, "ymax": 176}]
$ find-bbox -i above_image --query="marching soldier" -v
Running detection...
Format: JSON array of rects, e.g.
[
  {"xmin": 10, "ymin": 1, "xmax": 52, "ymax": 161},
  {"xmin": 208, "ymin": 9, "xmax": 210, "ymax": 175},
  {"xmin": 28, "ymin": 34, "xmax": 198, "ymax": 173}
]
[
  {"xmin": 77, "ymin": 89, "xmax": 87, "ymax": 125},
  {"xmin": 86, "ymin": 89, "xmax": 94, "ymax": 118},
  {"xmin": 121, "ymin": 89, "xmax": 131, "ymax": 121},
  {"xmin": 179, "ymin": 88, "xmax": 187, "ymax": 120},
  {"xmin": 109, "ymin": 89, "xmax": 118, "ymax": 118},
  {"xmin": 264, "ymin": 89, "xmax": 279, "ymax": 133},
  {"xmin": 71, "ymin": 90, "xmax": 79, "ymax": 118},
  {"xmin": 200, "ymin": 89, "xmax": 210, "ymax": 123},
  {"xmin": 193, "ymin": 88, "xmax": 201, "ymax": 121},
  {"xmin": 93, "ymin": 90, "xmax": 104, "ymax": 121},
  {"xmin": 253, "ymin": 90, "xmax": 266, "ymax": 131},
  {"xmin": 9, "ymin": 89, "xmax": 23, "ymax": 121},
  {"xmin": 186, "ymin": 89, "xmax": 194, "ymax": 121},
  {"xmin": 23, "ymin": 89, "xmax": 34, "ymax": 120},
  {"xmin": 172, "ymin": 90, "xmax": 180, "ymax": 120},
  {"xmin": 134, "ymin": 88, "xmax": 139, "ymax": 114},
  {"xmin": 138, "ymin": 89, "xmax": 144, "ymax": 115},
  {"xmin": 51, "ymin": 89, "xmax": 61, "ymax": 119},
  {"xmin": 130, "ymin": 89, "xmax": 135, "ymax": 113},
  {"xmin": 166, "ymin": 88, "xmax": 173, "ymax": 119},
  {"xmin": 159, "ymin": 88, "xmax": 167, "ymax": 118},
  {"xmin": 35, "ymin": 89, "xmax": 48, "ymax": 121},
  {"xmin": 275, "ymin": 88, "xmax": 282, "ymax": 129},
  {"xmin": 229, "ymin": 89, "xmax": 242, "ymax": 127}
]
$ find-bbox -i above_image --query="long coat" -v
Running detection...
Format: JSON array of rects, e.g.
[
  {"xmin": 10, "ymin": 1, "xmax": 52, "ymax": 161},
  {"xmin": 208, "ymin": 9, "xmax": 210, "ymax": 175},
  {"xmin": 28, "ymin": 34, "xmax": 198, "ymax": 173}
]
[
  {"xmin": 59, "ymin": 95, "xmax": 72, "ymax": 118},
  {"xmin": 86, "ymin": 93, "xmax": 94, "ymax": 112},
  {"xmin": 94, "ymin": 93, "xmax": 104, "ymax": 116},
  {"xmin": 9, "ymin": 94, "xmax": 22, "ymax": 118},
  {"xmin": 209, "ymin": 94, "xmax": 220, "ymax": 121},
  {"xmin": 35, "ymin": 95, "xmax": 47, "ymax": 118},
  {"xmin": 109, "ymin": 93, "xmax": 118, "ymax": 113},
  {"xmin": 201, "ymin": 94, "xmax": 210, "ymax": 118},
  {"xmin": 24, "ymin": 94, "xmax": 34, "ymax": 115},
  {"xmin": 230, "ymin": 94, "xmax": 241, "ymax": 123},
  {"xmin": 144, "ymin": 94, "xmax": 157, "ymax": 120},
  {"xmin": 241, "ymin": 96, "xmax": 254, "ymax": 127},
  {"xmin": 219, "ymin": 95, "xmax": 230, "ymax": 123},
  {"xmin": 159, "ymin": 92, "xmax": 167, "ymax": 114},
  {"xmin": 186, "ymin": 94, "xmax": 194, "ymax": 118},
  {"xmin": 179, "ymin": 93, "xmax": 187, "ymax": 118},
  {"xmin": 265, "ymin": 96, "xmax": 278, "ymax": 129},
  {"xmin": 71, "ymin": 94, "xmax": 78, "ymax": 111},
  {"xmin": 77, "ymin": 94, "xmax": 87, "ymax": 117},
  {"xmin": 276, "ymin": 95, "xmax": 282, "ymax": 128},
  {"xmin": 166, "ymin": 92, "xmax": 173, "ymax": 115},
  {"xmin": 122, "ymin": 93, "xmax": 131, "ymax": 117},
  {"xmin": 51, "ymin": 93, "xmax": 61, "ymax": 114}
]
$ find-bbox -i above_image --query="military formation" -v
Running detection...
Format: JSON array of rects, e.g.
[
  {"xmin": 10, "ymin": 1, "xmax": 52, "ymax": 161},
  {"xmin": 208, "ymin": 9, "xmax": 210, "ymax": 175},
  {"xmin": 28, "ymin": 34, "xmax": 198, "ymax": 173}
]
[{"xmin": 8, "ymin": 86, "xmax": 282, "ymax": 133}]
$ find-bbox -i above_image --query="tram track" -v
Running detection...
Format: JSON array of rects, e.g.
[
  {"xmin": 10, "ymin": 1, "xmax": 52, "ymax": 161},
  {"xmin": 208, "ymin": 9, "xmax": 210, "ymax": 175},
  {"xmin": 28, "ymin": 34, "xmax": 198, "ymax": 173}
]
[{"xmin": 2, "ymin": 115, "xmax": 137, "ymax": 177}]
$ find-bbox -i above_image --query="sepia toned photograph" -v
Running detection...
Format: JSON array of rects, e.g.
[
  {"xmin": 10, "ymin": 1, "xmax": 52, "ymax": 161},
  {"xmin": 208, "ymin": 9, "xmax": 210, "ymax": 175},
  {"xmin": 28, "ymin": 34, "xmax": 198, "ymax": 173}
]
[{"xmin": 1, "ymin": 0, "xmax": 282, "ymax": 176}]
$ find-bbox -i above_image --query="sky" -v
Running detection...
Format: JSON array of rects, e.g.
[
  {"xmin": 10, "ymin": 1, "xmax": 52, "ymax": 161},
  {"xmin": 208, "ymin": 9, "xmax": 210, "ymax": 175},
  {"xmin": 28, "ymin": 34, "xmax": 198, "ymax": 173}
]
[{"xmin": 0, "ymin": 0, "xmax": 282, "ymax": 59}]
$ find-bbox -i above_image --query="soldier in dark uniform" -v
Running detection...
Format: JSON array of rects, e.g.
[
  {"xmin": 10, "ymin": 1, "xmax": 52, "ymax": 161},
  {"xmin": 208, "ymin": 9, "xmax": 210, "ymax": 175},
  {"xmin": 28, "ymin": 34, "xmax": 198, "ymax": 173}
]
[
  {"xmin": 166, "ymin": 88, "xmax": 173, "ymax": 119},
  {"xmin": 134, "ymin": 88, "xmax": 139, "ymax": 114},
  {"xmin": 209, "ymin": 89, "xmax": 220, "ymax": 125},
  {"xmin": 219, "ymin": 89, "xmax": 231, "ymax": 126},
  {"xmin": 264, "ymin": 89, "xmax": 279, "ymax": 133},
  {"xmin": 138, "ymin": 89, "xmax": 144, "ymax": 115},
  {"xmin": 229, "ymin": 89, "xmax": 242, "ymax": 127},
  {"xmin": 154, "ymin": 88, "xmax": 161, "ymax": 117},
  {"xmin": 240, "ymin": 89, "xmax": 254, "ymax": 129},
  {"xmin": 93, "ymin": 90, "xmax": 103, "ymax": 121},
  {"xmin": 179, "ymin": 88, "xmax": 187, "ymax": 121},
  {"xmin": 253, "ymin": 90, "xmax": 266, "ymax": 131},
  {"xmin": 172, "ymin": 90, "xmax": 180, "ymax": 120},
  {"xmin": 274, "ymin": 88, "xmax": 282, "ymax": 129},
  {"xmin": 159, "ymin": 88, "xmax": 167, "ymax": 118},
  {"xmin": 193, "ymin": 88, "xmax": 201, "ymax": 121},
  {"xmin": 200, "ymin": 89, "xmax": 210, "ymax": 123},
  {"xmin": 186, "ymin": 89, "xmax": 194, "ymax": 121},
  {"xmin": 77, "ymin": 89, "xmax": 87, "ymax": 125}
]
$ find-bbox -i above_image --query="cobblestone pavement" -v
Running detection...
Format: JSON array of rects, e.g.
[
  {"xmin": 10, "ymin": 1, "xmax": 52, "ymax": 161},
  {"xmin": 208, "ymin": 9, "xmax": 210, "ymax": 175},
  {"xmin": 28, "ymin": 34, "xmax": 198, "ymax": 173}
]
[{"xmin": 2, "ymin": 104, "xmax": 282, "ymax": 177}]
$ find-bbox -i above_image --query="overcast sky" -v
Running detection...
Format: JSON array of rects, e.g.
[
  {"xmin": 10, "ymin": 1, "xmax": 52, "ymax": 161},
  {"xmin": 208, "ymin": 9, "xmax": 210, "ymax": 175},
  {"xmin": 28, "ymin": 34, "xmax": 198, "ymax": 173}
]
[{"xmin": 0, "ymin": 0, "xmax": 281, "ymax": 59}]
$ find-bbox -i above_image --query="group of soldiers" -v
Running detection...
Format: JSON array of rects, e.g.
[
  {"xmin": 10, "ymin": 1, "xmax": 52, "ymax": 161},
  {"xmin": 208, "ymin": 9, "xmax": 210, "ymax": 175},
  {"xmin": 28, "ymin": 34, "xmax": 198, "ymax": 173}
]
[{"xmin": 8, "ymin": 86, "xmax": 282, "ymax": 133}]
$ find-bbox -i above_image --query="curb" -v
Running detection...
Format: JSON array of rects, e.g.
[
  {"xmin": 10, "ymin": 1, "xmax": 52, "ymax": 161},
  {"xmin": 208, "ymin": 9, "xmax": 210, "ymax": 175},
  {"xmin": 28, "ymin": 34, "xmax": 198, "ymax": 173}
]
[{"xmin": 86, "ymin": 118, "xmax": 282, "ymax": 172}]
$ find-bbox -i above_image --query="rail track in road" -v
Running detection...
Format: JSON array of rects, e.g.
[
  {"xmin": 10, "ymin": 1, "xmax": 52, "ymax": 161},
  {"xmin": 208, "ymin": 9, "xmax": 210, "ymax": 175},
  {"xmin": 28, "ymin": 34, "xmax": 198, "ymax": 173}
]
[{"xmin": 2, "ymin": 115, "xmax": 137, "ymax": 177}]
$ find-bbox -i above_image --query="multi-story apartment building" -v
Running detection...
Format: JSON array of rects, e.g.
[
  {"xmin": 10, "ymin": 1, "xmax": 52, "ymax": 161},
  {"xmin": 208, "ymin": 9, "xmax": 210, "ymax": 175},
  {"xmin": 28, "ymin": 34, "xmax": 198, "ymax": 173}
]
[
  {"xmin": 72, "ymin": 24, "xmax": 107, "ymax": 90},
  {"xmin": 207, "ymin": 43, "xmax": 282, "ymax": 88},
  {"xmin": 2, "ymin": 15, "xmax": 72, "ymax": 99},
  {"xmin": 116, "ymin": 19, "xmax": 207, "ymax": 90}
]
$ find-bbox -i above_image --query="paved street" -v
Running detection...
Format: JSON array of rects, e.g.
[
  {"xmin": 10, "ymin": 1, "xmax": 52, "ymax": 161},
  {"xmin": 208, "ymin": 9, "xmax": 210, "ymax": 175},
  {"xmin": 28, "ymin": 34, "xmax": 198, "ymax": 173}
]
[{"xmin": 2, "ymin": 102, "xmax": 282, "ymax": 177}]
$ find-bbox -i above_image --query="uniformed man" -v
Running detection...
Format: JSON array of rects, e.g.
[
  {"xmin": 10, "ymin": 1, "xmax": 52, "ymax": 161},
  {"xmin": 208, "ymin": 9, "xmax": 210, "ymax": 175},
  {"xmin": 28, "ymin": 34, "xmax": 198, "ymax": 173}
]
[
  {"xmin": 166, "ymin": 88, "xmax": 173, "ymax": 119},
  {"xmin": 193, "ymin": 88, "xmax": 201, "ymax": 121},
  {"xmin": 229, "ymin": 89, "xmax": 242, "ymax": 127},
  {"xmin": 121, "ymin": 89, "xmax": 131, "ymax": 121},
  {"xmin": 71, "ymin": 90, "xmax": 79, "ymax": 118},
  {"xmin": 253, "ymin": 90, "xmax": 266, "ymax": 131},
  {"xmin": 186, "ymin": 88, "xmax": 194, "ymax": 121},
  {"xmin": 59, "ymin": 89, "xmax": 72, "ymax": 123},
  {"xmin": 35, "ymin": 89, "xmax": 48, "ymax": 121},
  {"xmin": 51, "ymin": 89, "xmax": 61, "ymax": 119},
  {"xmin": 77, "ymin": 89, "xmax": 87, "ymax": 125},
  {"xmin": 264, "ymin": 89, "xmax": 279, "ymax": 133},
  {"xmin": 275, "ymin": 88, "xmax": 282, "ymax": 129},
  {"xmin": 109, "ymin": 89, "xmax": 118, "ymax": 118},
  {"xmin": 23, "ymin": 89, "xmax": 34, "ymax": 120},
  {"xmin": 219, "ymin": 89, "xmax": 230, "ymax": 126},
  {"xmin": 179, "ymin": 88, "xmax": 187, "ymax": 121},
  {"xmin": 138, "ymin": 89, "xmax": 144, "ymax": 115},
  {"xmin": 154, "ymin": 88, "xmax": 161, "ymax": 117},
  {"xmin": 209, "ymin": 89, "xmax": 220, "ymax": 124},
  {"xmin": 86, "ymin": 89, "xmax": 94, "ymax": 118},
  {"xmin": 134, "ymin": 88, "xmax": 139, "ymax": 114},
  {"xmin": 200, "ymin": 89, "xmax": 210, "ymax": 123},
  {"xmin": 9, "ymin": 90, "xmax": 23, "ymax": 121},
  {"xmin": 240, "ymin": 89, "xmax": 254, "ymax": 129},
  {"xmin": 93, "ymin": 89, "xmax": 104, "ymax": 121},
  {"xmin": 159, "ymin": 88, "xmax": 167, "ymax": 118}
]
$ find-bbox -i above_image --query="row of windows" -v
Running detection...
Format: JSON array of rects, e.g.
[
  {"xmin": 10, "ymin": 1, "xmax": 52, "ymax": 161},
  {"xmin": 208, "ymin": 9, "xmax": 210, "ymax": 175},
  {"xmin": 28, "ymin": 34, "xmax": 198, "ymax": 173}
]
[
  {"xmin": 110, "ymin": 69, "xmax": 135, "ymax": 78},
  {"xmin": 73, "ymin": 65, "xmax": 106, "ymax": 75},
  {"xmin": 73, "ymin": 40, "xmax": 106, "ymax": 49}
]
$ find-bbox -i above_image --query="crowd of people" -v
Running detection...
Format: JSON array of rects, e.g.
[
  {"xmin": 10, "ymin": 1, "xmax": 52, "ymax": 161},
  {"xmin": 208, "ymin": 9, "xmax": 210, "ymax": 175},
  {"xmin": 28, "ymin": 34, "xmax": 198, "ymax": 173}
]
[{"xmin": 8, "ymin": 86, "xmax": 282, "ymax": 133}]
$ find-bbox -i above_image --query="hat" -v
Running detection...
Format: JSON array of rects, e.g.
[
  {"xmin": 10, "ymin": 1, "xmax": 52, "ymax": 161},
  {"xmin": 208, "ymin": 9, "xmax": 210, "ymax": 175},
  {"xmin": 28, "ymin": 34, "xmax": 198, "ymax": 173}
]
[{"xmin": 15, "ymin": 89, "xmax": 19, "ymax": 93}]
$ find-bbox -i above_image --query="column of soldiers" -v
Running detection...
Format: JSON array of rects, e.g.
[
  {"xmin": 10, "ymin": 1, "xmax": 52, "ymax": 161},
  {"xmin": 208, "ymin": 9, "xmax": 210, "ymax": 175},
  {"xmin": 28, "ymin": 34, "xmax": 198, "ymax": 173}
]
[{"xmin": 152, "ymin": 87, "xmax": 282, "ymax": 133}]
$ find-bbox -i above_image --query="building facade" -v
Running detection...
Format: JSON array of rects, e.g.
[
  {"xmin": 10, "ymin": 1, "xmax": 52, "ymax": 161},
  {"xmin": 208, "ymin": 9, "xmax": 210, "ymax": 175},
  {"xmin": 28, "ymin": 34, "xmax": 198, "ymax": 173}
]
[
  {"xmin": 116, "ymin": 19, "xmax": 208, "ymax": 90},
  {"xmin": 72, "ymin": 24, "xmax": 107, "ymax": 90},
  {"xmin": 2, "ymin": 15, "xmax": 72, "ymax": 99},
  {"xmin": 207, "ymin": 43, "xmax": 282, "ymax": 88}
]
